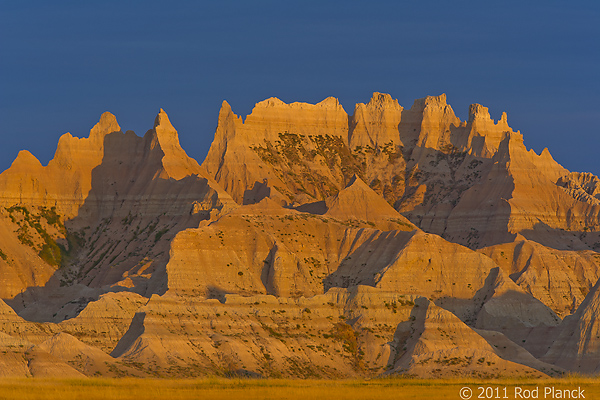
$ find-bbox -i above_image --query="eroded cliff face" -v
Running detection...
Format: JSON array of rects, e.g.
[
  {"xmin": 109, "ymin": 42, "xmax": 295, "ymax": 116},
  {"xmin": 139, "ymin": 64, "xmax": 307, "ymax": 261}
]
[
  {"xmin": 0, "ymin": 109, "xmax": 235, "ymax": 317},
  {"xmin": 201, "ymin": 98, "xmax": 349, "ymax": 205},
  {"xmin": 0, "ymin": 112, "xmax": 120, "ymax": 218},
  {"xmin": 202, "ymin": 93, "xmax": 600, "ymax": 252},
  {"xmin": 0, "ymin": 93, "xmax": 599, "ymax": 379}
]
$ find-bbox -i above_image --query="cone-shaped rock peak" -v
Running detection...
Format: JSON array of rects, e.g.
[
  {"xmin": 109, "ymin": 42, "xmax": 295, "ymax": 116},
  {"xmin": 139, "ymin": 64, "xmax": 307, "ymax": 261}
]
[
  {"xmin": 90, "ymin": 111, "xmax": 121, "ymax": 142},
  {"xmin": 325, "ymin": 174, "xmax": 409, "ymax": 223},
  {"xmin": 10, "ymin": 150, "xmax": 43, "ymax": 171},
  {"xmin": 151, "ymin": 108, "xmax": 181, "ymax": 151}
]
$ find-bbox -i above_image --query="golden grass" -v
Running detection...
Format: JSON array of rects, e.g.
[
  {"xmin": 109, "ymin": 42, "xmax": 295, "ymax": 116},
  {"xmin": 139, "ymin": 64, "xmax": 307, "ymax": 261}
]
[{"xmin": 1, "ymin": 377, "xmax": 599, "ymax": 400}]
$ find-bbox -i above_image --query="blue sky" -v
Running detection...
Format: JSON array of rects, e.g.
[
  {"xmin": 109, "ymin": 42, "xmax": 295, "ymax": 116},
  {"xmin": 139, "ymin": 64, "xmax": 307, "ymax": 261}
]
[{"xmin": 1, "ymin": 1, "xmax": 598, "ymax": 175}]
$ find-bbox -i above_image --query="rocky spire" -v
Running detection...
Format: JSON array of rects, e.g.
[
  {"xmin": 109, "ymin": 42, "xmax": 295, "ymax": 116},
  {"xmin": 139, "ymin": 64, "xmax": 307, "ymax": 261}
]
[
  {"xmin": 90, "ymin": 112, "xmax": 121, "ymax": 143},
  {"xmin": 146, "ymin": 108, "xmax": 204, "ymax": 181},
  {"xmin": 349, "ymin": 92, "xmax": 403, "ymax": 148}
]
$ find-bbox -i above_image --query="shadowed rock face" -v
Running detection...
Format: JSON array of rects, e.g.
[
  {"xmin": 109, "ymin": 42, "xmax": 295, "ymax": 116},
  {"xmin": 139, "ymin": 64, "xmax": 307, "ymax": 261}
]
[
  {"xmin": 0, "ymin": 109, "xmax": 235, "ymax": 320},
  {"xmin": 540, "ymin": 279, "xmax": 600, "ymax": 373},
  {"xmin": 0, "ymin": 112, "xmax": 121, "ymax": 218},
  {"xmin": 201, "ymin": 93, "xmax": 600, "ymax": 252},
  {"xmin": 0, "ymin": 93, "xmax": 599, "ymax": 378}
]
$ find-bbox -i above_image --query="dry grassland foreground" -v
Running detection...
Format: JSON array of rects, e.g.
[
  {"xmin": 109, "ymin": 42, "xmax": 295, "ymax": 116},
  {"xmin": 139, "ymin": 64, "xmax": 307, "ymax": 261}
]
[{"xmin": 0, "ymin": 378, "xmax": 599, "ymax": 400}]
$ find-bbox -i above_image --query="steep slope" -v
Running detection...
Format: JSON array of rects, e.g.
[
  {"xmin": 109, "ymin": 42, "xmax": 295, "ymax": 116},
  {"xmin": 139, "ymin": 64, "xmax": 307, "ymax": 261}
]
[
  {"xmin": 349, "ymin": 92, "xmax": 403, "ymax": 148},
  {"xmin": 480, "ymin": 240, "xmax": 600, "ymax": 317},
  {"xmin": 111, "ymin": 286, "xmax": 554, "ymax": 378},
  {"xmin": 165, "ymin": 198, "xmax": 401, "ymax": 299},
  {"xmin": 437, "ymin": 132, "xmax": 592, "ymax": 248},
  {"xmin": 558, "ymin": 172, "xmax": 600, "ymax": 206},
  {"xmin": 0, "ymin": 113, "xmax": 121, "ymax": 299},
  {"xmin": 0, "ymin": 209, "xmax": 60, "ymax": 298},
  {"xmin": 391, "ymin": 298, "xmax": 549, "ymax": 378},
  {"xmin": 112, "ymin": 288, "xmax": 412, "ymax": 378},
  {"xmin": 539, "ymin": 277, "xmax": 600, "ymax": 373},
  {"xmin": 0, "ymin": 112, "xmax": 121, "ymax": 218},
  {"xmin": 295, "ymin": 174, "xmax": 415, "ymax": 231},
  {"xmin": 36, "ymin": 332, "xmax": 142, "ymax": 377},
  {"xmin": 0, "ymin": 331, "xmax": 85, "ymax": 378},
  {"xmin": 203, "ymin": 93, "xmax": 600, "ymax": 251},
  {"xmin": 165, "ymin": 197, "xmax": 557, "ymax": 346},
  {"xmin": 1, "ymin": 109, "xmax": 236, "ymax": 321},
  {"xmin": 108, "ymin": 286, "xmax": 559, "ymax": 379},
  {"xmin": 202, "ymin": 98, "xmax": 349, "ymax": 204},
  {"xmin": 57, "ymin": 110, "xmax": 235, "ymax": 295},
  {"xmin": 0, "ymin": 332, "xmax": 33, "ymax": 377},
  {"xmin": 0, "ymin": 299, "xmax": 48, "ymax": 343},
  {"xmin": 0, "ymin": 94, "xmax": 599, "ymax": 378},
  {"xmin": 324, "ymin": 175, "xmax": 411, "ymax": 225},
  {"xmin": 390, "ymin": 99, "xmax": 598, "ymax": 249}
]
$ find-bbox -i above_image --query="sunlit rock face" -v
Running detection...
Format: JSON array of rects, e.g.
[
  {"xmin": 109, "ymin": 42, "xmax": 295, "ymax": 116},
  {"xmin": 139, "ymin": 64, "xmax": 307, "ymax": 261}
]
[
  {"xmin": 0, "ymin": 109, "xmax": 235, "ymax": 309},
  {"xmin": 0, "ymin": 94, "xmax": 599, "ymax": 378},
  {"xmin": 202, "ymin": 93, "xmax": 600, "ymax": 250}
]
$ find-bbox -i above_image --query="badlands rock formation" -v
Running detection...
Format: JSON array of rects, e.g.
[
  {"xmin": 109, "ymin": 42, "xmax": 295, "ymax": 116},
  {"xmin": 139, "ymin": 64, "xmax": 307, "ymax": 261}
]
[
  {"xmin": 0, "ymin": 93, "xmax": 599, "ymax": 378},
  {"xmin": 0, "ymin": 110, "xmax": 235, "ymax": 320}
]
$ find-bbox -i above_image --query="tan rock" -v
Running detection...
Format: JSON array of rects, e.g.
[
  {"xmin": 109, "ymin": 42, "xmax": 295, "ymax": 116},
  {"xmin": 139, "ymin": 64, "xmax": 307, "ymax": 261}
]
[
  {"xmin": 373, "ymin": 231, "xmax": 498, "ymax": 321},
  {"xmin": 2, "ymin": 93, "xmax": 600, "ymax": 379},
  {"xmin": 403, "ymin": 94, "xmax": 461, "ymax": 150},
  {"xmin": 0, "ymin": 211, "xmax": 59, "ymax": 298},
  {"xmin": 37, "ymin": 332, "xmax": 139, "ymax": 377},
  {"xmin": 542, "ymin": 279, "xmax": 600, "ymax": 373},
  {"xmin": 480, "ymin": 240, "xmax": 600, "ymax": 317},
  {"xmin": 0, "ymin": 332, "xmax": 35, "ymax": 377},
  {"xmin": 0, "ymin": 299, "xmax": 48, "ymax": 343},
  {"xmin": 474, "ymin": 267, "xmax": 561, "ymax": 343},
  {"xmin": 0, "ymin": 111, "xmax": 121, "ymax": 218},
  {"xmin": 202, "ymin": 97, "xmax": 349, "ymax": 204},
  {"xmin": 26, "ymin": 347, "xmax": 87, "ymax": 378},
  {"xmin": 558, "ymin": 172, "xmax": 600, "ymax": 206},
  {"xmin": 475, "ymin": 328, "xmax": 563, "ymax": 376},
  {"xmin": 349, "ymin": 92, "xmax": 403, "ymax": 149},
  {"xmin": 392, "ymin": 298, "xmax": 547, "ymax": 378},
  {"xmin": 463, "ymin": 104, "xmax": 513, "ymax": 156},
  {"xmin": 324, "ymin": 175, "xmax": 413, "ymax": 228},
  {"xmin": 58, "ymin": 291, "xmax": 148, "ymax": 353},
  {"xmin": 0, "ymin": 331, "xmax": 84, "ymax": 378}
]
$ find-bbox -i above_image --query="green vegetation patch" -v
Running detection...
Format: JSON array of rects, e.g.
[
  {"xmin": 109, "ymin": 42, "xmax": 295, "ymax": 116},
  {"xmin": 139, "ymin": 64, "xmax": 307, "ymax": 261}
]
[
  {"xmin": 251, "ymin": 132, "xmax": 368, "ymax": 200},
  {"xmin": 154, "ymin": 228, "xmax": 169, "ymax": 242},
  {"xmin": 39, "ymin": 240, "xmax": 62, "ymax": 266},
  {"xmin": 39, "ymin": 206, "xmax": 62, "ymax": 227},
  {"xmin": 6, "ymin": 205, "xmax": 66, "ymax": 267}
]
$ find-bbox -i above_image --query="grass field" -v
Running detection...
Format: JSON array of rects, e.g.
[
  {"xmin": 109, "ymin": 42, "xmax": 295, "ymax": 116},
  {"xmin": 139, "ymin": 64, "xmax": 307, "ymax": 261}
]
[{"xmin": 0, "ymin": 377, "xmax": 598, "ymax": 400}]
